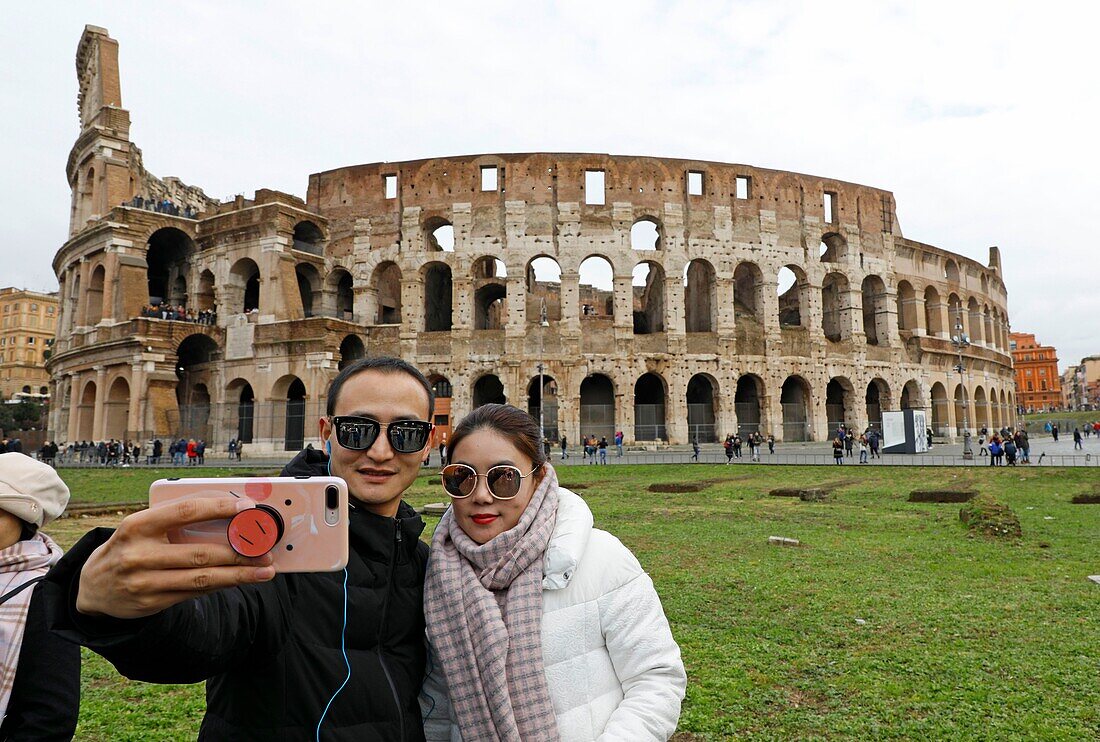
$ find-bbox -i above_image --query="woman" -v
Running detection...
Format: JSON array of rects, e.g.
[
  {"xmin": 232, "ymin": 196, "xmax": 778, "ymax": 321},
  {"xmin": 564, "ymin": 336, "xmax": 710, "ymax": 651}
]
[{"xmin": 422, "ymin": 404, "xmax": 686, "ymax": 741}]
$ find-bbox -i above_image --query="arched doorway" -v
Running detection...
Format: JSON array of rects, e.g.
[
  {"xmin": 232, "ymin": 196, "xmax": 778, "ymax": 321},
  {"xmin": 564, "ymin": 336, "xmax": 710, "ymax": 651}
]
[
  {"xmin": 734, "ymin": 375, "xmax": 764, "ymax": 436},
  {"xmin": 176, "ymin": 334, "xmax": 217, "ymax": 441},
  {"xmin": 146, "ymin": 228, "xmax": 194, "ymax": 306},
  {"xmin": 634, "ymin": 373, "xmax": 667, "ymax": 441},
  {"xmin": 826, "ymin": 377, "xmax": 854, "ymax": 433},
  {"xmin": 227, "ymin": 380, "xmax": 255, "ymax": 444},
  {"xmin": 974, "ymin": 386, "xmax": 990, "ymax": 431},
  {"xmin": 338, "ymin": 335, "xmax": 365, "ymax": 370},
  {"xmin": 293, "ymin": 221, "xmax": 324, "ymax": 255},
  {"xmin": 861, "ymin": 275, "xmax": 887, "ymax": 345},
  {"xmin": 423, "ymin": 263, "xmax": 453, "ymax": 331},
  {"xmin": 229, "ymin": 258, "xmax": 261, "ymax": 314},
  {"xmin": 284, "ymin": 378, "xmax": 307, "ymax": 451},
  {"xmin": 86, "ymin": 265, "xmax": 105, "ymax": 324},
  {"xmin": 579, "ymin": 374, "xmax": 615, "ymax": 442},
  {"xmin": 77, "ymin": 381, "xmax": 97, "ymax": 441},
  {"xmin": 104, "ymin": 377, "xmax": 130, "ymax": 440},
  {"xmin": 372, "ymin": 262, "xmax": 402, "ymax": 324},
  {"xmin": 526, "ymin": 256, "xmax": 562, "ymax": 324},
  {"xmin": 632, "ymin": 262, "xmax": 665, "ymax": 334},
  {"xmin": 578, "ymin": 256, "xmax": 614, "ymax": 319},
  {"xmin": 900, "ymin": 380, "xmax": 922, "ymax": 411},
  {"xmin": 930, "ymin": 382, "xmax": 949, "ymax": 436},
  {"xmin": 684, "ymin": 259, "xmax": 716, "ymax": 332},
  {"xmin": 778, "ymin": 265, "xmax": 808, "ymax": 327},
  {"xmin": 866, "ymin": 379, "xmax": 890, "ymax": 432},
  {"xmin": 781, "ymin": 376, "xmax": 812, "ymax": 442},
  {"xmin": 953, "ymin": 384, "xmax": 970, "ymax": 436},
  {"xmin": 686, "ymin": 374, "xmax": 717, "ymax": 443},
  {"xmin": 296, "ymin": 263, "xmax": 321, "ymax": 318},
  {"xmin": 472, "ymin": 375, "xmax": 506, "ymax": 408},
  {"xmin": 822, "ymin": 272, "xmax": 850, "ymax": 342}
]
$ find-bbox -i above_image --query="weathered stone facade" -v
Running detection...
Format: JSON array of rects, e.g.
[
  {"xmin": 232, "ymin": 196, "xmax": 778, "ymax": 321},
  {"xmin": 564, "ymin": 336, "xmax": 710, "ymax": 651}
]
[{"xmin": 47, "ymin": 26, "xmax": 1017, "ymax": 451}]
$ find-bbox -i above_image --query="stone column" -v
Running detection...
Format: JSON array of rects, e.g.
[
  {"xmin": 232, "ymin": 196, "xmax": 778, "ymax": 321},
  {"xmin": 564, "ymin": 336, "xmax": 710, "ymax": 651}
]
[
  {"xmin": 560, "ymin": 271, "xmax": 581, "ymax": 333},
  {"xmin": 92, "ymin": 366, "xmax": 107, "ymax": 441},
  {"xmin": 665, "ymin": 374, "xmax": 688, "ymax": 444},
  {"xmin": 66, "ymin": 375, "xmax": 81, "ymax": 442}
]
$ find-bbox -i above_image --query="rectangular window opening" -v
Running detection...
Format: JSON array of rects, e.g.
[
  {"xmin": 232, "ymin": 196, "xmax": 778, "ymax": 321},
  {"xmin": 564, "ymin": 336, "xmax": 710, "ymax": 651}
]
[
  {"xmin": 687, "ymin": 170, "xmax": 704, "ymax": 196},
  {"xmin": 584, "ymin": 170, "xmax": 605, "ymax": 206},
  {"xmin": 823, "ymin": 192, "xmax": 836, "ymax": 223},
  {"xmin": 735, "ymin": 176, "xmax": 751, "ymax": 200},
  {"xmin": 480, "ymin": 166, "xmax": 498, "ymax": 192},
  {"xmin": 384, "ymin": 174, "xmax": 398, "ymax": 199}
]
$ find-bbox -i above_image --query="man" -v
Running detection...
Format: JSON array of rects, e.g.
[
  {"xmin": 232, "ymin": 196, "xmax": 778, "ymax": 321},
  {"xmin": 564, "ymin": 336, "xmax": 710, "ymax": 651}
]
[
  {"xmin": 44, "ymin": 357, "xmax": 436, "ymax": 740},
  {"xmin": 691, "ymin": 437, "xmax": 700, "ymax": 462}
]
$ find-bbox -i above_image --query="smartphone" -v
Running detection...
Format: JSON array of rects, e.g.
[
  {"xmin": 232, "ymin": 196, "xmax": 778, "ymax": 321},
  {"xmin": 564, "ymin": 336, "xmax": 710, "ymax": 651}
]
[{"xmin": 148, "ymin": 476, "xmax": 349, "ymax": 572}]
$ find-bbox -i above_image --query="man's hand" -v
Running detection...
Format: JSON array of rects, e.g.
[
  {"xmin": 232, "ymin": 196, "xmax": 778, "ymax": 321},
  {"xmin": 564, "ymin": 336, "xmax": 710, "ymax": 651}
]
[{"xmin": 76, "ymin": 497, "xmax": 276, "ymax": 619}]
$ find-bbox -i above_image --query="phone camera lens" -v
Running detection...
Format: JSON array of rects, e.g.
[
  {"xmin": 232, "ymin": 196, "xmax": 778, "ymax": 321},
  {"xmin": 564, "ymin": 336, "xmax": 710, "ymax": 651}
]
[{"xmin": 326, "ymin": 486, "xmax": 339, "ymax": 510}]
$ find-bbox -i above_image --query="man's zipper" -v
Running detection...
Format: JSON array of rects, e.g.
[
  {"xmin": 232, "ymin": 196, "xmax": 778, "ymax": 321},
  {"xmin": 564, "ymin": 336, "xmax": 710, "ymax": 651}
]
[{"xmin": 377, "ymin": 519, "xmax": 406, "ymax": 740}]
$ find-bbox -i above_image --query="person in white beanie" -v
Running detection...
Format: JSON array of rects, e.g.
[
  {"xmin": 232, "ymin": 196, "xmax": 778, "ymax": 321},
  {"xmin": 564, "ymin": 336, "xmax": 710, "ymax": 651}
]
[{"xmin": 0, "ymin": 452, "xmax": 79, "ymax": 740}]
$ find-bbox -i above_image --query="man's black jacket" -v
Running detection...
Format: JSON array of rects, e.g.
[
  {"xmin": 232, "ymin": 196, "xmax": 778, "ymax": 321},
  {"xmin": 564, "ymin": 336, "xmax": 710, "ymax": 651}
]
[{"xmin": 43, "ymin": 448, "xmax": 430, "ymax": 741}]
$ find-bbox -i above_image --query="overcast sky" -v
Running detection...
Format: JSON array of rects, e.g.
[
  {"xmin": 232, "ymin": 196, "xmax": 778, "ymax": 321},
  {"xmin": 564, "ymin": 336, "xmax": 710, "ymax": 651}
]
[{"xmin": 4, "ymin": 1, "xmax": 1098, "ymax": 368}]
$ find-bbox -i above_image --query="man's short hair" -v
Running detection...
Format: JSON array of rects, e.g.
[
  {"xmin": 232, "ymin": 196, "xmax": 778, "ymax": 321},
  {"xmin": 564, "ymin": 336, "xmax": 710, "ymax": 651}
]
[{"xmin": 325, "ymin": 356, "xmax": 435, "ymax": 419}]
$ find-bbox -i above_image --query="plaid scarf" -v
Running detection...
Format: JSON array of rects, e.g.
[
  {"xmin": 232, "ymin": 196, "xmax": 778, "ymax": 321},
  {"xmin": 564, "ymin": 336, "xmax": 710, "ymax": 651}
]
[
  {"xmin": 0, "ymin": 532, "xmax": 62, "ymax": 721},
  {"xmin": 425, "ymin": 464, "xmax": 561, "ymax": 741}
]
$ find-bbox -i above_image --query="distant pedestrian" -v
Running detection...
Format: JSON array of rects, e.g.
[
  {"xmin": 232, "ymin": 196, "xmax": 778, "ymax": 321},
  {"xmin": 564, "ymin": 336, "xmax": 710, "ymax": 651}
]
[
  {"xmin": 560, "ymin": 435, "xmax": 568, "ymax": 460},
  {"xmin": 844, "ymin": 432, "xmax": 854, "ymax": 458},
  {"xmin": 926, "ymin": 428, "xmax": 933, "ymax": 448},
  {"xmin": 989, "ymin": 437, "xmax": 1002, "ymax": 466},
  {"xmin": 614, "ymin": 430, "xmax": 624, "ymax": 457},
  {"xmin": 723, "ymin": 436, "xmax": 734, "ymax": 464},
  {"xmin": 691, "ymin": 438, "xmax": 700, "ymax": 462},
  {"xmin": 598, "ymin": 436, "xmax": 609, "ymax": 465},
  {"xmin": 767, "ymin": 434, "xmax": 775, "ymax": 454},
  {"xmin": 732, "ymin": 435, "xmax": 743, "ymax": 459},
  {"xmin": 832, "ymin": 436, "xmax": 844, "ymax": 464},
  {"xmin": 858, "ymin": 435, "xmax": 869, "ymax": 463},
  {"xmin": 1004, "ymin": 438, "xmax": 1017, "ymax": 466},
  {"xmin": 1073, "ymin": 427, "xmax": 1083, "ymax": 450},
  {"xmin": 978, "ymin": 435, "xmax": 987, "ymax": 456}
]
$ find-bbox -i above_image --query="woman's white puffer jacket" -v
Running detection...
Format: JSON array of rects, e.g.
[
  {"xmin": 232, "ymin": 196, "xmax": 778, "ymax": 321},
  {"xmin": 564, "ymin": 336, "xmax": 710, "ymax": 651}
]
[{"xmin": 422, "ymin": 488, "xmax": 687, "ymax": 741}]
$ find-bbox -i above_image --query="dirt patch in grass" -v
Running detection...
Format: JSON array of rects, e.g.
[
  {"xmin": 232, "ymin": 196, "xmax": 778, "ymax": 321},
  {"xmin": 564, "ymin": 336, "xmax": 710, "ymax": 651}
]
[
  {"xmin": 909, "ymin": 490, "xmax": 978, "ymax": 503},
  {"xmin": 959, "ymin": 493, "xmax": 1022, "ymax": 539},
  {"xmin": 769, "ymin": 478, "xmax": 858, "ymax": 500},
  {"xmin": 1070, "ymin": 492, "xmax": 1100, "ymax": 504},
  {"xmin": 649, "ymin": 482, "xmax": 706, "ymax": 493}
]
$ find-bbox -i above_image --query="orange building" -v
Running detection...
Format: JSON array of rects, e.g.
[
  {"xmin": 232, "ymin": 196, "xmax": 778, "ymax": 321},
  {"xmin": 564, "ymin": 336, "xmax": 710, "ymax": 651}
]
[{"xmin": 1010, "ymin": 332, "xmax": 1061, "ymax": 412}]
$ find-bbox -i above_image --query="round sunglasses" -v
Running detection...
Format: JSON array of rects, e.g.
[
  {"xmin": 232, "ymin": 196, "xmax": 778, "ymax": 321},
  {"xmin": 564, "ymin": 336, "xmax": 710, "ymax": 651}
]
[
  {"xmin": 329, "ymin": 416, "xmax": 433, "ymax": 454},
  {"xmin": 440, "ymin": 463, "xmax": 541, "ymax": 500}
]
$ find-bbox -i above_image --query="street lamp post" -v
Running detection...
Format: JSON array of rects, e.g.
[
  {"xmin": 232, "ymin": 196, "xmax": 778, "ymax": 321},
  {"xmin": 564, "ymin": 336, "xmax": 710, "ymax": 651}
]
[
  {"xmin": 951, "ymin": 306, "xmax": 973, "ymax": 460},
  {"xmin": 538, "ymin": 299, "xmax": 549, "ymax": 448}
]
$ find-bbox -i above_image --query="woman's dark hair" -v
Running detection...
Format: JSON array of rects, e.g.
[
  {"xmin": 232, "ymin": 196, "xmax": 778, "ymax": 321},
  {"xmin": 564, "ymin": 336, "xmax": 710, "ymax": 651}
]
[
  {"xmin": 448, "ymin": 404, "xmax": 548, "ymax": 469},
  {"xmin": 326, "ymin": 356, "xmax": 434, "ymax": 418}
]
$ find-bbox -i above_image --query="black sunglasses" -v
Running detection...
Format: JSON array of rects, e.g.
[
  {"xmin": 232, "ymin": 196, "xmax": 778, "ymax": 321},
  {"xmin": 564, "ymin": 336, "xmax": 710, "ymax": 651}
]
[
  {"xmin": 440, "ymin": 463, "xmax": 540, "ymax": 500},
  {"xmin": 329, "ymin": 416, "xmax": 433, "ymax": 454}
]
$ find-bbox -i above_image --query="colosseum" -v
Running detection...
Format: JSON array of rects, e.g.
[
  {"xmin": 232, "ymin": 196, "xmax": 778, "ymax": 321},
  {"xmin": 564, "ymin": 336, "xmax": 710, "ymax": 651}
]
[{"xmin": 47, "ymin": 26, "xmax": 1017, "ymax": 453}]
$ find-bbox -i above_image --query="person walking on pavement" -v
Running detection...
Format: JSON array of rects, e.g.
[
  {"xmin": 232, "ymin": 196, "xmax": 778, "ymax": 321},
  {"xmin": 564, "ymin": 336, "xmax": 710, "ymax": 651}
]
[{"xmin": 691, "ymin": 437, "xmax": 700, "ymax": 462}]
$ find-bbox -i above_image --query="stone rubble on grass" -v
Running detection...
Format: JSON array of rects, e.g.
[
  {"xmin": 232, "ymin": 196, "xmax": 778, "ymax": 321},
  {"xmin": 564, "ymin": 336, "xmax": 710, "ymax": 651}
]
[
  {"xmin": 768, "ymin": 536, "xmax": 800, "ymax": 547},
  {"xmin": 854, "ymin": 618, "xmax": 867, "ymax": 625},
  {"xmin": 1088, "ymin": 576, "xmax": 1100, "ymax": 586}
]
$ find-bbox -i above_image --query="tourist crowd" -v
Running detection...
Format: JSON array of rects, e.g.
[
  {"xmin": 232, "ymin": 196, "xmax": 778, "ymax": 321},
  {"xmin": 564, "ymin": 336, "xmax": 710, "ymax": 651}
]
[
  {"xmin": 139, "ymin": 304, "xmax": 218, "ymax": 324},
  {"xmin": 122, "ymin": 195, "xmax": 200, "ymax": 218}
]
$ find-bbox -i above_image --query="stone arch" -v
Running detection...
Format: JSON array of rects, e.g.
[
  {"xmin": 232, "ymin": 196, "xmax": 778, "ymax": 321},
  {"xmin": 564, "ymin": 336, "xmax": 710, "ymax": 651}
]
[
  {"xmin": 686, "ymin": 373, "xmax": 718, "ymax": 443},
  {"xmin": 527, "ymin": 374, "xmax": 559, "ymax": 441},
  {"xmin": 292, "ymin": 220, "xmax": 324, "ymax": 255},
  {"xmin": 226, "ymin": 378, "xmax": 255, "ymax": 444},
  {"xmin": 76, "ymin": 380, "xmax": 97, "ymax": 441},
  {"xmin": 930, "ymin": 382, "xmax": 949, "ymax": 435},
  {"xmin": 983, "ymin": 305, "xmax": 993, "ymax": 349},
  {"xmin": 104, "ymin": 376, "xmax": 130, "ymax": 440},
  {"xmin": 866, "ymin": 378, "xmax": 890, "ymax": 432},
  {"xmin": 924, "ymin": 285, "xmax": 943, "ymax": 336},
  {"xmin": 472, "ymin": 256, "xmax": 507, "ymax": 330},
  {"xmin": 896, "ymin": 280, "xmax": 917, "ymax": 331},
  {"xmin": 967, "ymin": 297, "xmax": 984, "ymax": 345},
  {"xmin": 326, "ymin": 267, "xmax": 355, "ymax": 321},
  {"xmin": 578, "ymin": 255, "xmax": 614, "ymax": 319},
  {"xmin": 944, "ymin": 258, "xmax": 960, "ymax": 283},
  {"xmin": 146, "ymin": 227, "xmax": 195, "ymax": 306},
  {"xmin": 947, "ymin": 293, "xmax": 964, "ymax": 337},
  {"xmin": 632, "ymin": 261, "xmax": 665, "ymax": 334},
  {"xmin": 974, "ymin": 386, "xmax": 990, "ymax": 430},
  {"xmin": 295, "ymin": 262, "xmax": 322, "ymax": 318},
  {"xmin": 472, "ymin": 374, "xmax": 506, "ymax": 408},
  {"xmin": 630, "ymin": 216, "xmax": 662, "ymax": 251},
  {"xmin": 229, "ymin": 258, "xmax": 261, "ymax": 314},
  {"xmin": 634, "ymin": 372, "xmax": 668, "ymax": 441},
  {"xmin": 422, "ymin": 262, "xmax": 453, "ymax": 331},
  {"xmin": 86, "ymin": 264, "xmax": 106, "ymax": 324},
  {"xmin": 371, "ymin": 261, "xmax": 402, "ymax": 324},
  {"xmin": 733, "ymin": 262, "xmax": 765, "ymax": 321},
  {"xmin": 778, "ymin": 265, "xmax": 809, "ymax": 327},
  {"xmin": 684, "ymin": 259, "xmax": 716, "ymax": 332},
  {"xmin": 861, "ymin": 275, "xmax": 888, "ymax": 345},
  {"xmin": 900, "ymin": 379, "xmax": 924, "ymax": 410},
  {"xmin": 821, "ymin": 272, "xmax": 850, "ymax": 342},
  {"xmin": 820, "ymin": 232, "xmax": 847, "ymax": 263},
  {"xmin": 424, "ymin": 217, "xmax": 455, "ymax": 253},
  {"xmin": 338, "ymin": 334, "xmax": 365, "ymax": 370},
  {"xmin": 579, "ymin": 374, "xmax": 615, "ymax": 442},
  {"xmin": 826, "ymin": 376, "xmax": 855, "ymax": 431},
  {"xmin": 526, "ymin": 256, "xmax": 562, "ymax": 323},
  {"xmin": 780, "ymin": 375, "xmax": 812, "ymax": 442},
  {"xmin": 735, "ymin": 374, "xmax": 765, "ymax": 436},
  {"xmin": 271, "ymin": 375, "xmax": 307, "ymax": 451},
  {"xmin": 176, "ymin": 334, "xmax": 217, "ymax": 441},
  {"xmin": 196, "ymin": 269, "xmax": 216, "ymax": 312}
]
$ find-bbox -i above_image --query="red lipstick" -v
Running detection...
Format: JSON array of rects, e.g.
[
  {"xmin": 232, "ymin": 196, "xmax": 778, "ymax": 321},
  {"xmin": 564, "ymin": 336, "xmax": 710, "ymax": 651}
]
[{"xmin": 471, "ymin": 514, "xmax": 498, "ymax": 525}]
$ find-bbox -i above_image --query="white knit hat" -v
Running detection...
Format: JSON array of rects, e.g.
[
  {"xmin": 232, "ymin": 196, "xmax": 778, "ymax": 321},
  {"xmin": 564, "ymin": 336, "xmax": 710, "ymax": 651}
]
[{"xmin": 0, "ymin": 453, "xmax": 71, "ymax": 528}]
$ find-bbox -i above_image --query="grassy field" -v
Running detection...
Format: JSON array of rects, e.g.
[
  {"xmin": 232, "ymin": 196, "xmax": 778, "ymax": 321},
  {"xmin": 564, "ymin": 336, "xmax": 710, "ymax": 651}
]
[
  {"xmin": 1021, "ymin": 410, "xmax": 1100, "ymax": 431},
  {"xmin": 47, "ymin": 465, "xmax": 1100, "ymax": 740}
]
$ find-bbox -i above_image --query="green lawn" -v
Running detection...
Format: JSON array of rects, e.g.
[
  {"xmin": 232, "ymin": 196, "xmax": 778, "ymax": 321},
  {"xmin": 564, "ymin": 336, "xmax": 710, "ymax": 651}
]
[{"xmin": 47, "ymin": 465, "xmax": 1100, "ymax": 740}]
